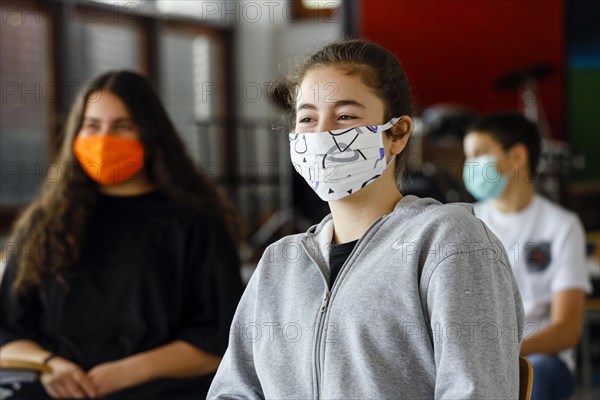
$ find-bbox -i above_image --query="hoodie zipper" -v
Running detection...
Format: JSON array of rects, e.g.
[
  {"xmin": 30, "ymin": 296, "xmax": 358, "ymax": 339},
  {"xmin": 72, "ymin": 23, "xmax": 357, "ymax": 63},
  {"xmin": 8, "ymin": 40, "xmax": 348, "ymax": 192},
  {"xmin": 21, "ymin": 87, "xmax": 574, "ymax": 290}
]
[
  {"xmin": 301, "ymin": 216, "xmax": 385, "ymax": 399},
  {"xmin": 300, "ymin": 242, "xmax": 330, "ymax": 399},
  {"xmin": 313, "ymin": 290, "xmax": 330, "ymax": 397}
]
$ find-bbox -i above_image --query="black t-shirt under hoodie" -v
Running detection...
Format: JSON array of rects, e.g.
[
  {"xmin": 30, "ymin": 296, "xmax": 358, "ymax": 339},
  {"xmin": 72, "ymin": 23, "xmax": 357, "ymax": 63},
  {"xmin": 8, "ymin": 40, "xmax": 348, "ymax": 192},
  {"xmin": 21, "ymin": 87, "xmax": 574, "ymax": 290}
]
[
  {"xmin": 329, "ymin": 240, "xmax": 358, "ymax": 285},
  {"xmin": 0, "ymin": 190, "xmax": 244, "ymax": 399}
]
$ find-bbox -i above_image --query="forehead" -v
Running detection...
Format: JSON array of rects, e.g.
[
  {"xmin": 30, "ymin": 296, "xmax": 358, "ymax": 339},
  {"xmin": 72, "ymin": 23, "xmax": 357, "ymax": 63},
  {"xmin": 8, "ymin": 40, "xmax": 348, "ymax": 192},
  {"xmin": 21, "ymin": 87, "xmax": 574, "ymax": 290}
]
[
  {"xmin": 296, "ymin": 66, "xmax": 384, "ymax": 110},
  {"xmin": 83, "ymin": 90, "xmax": 131, "ymax": 118},
  {"xmin": 463, "ymin": 131, "xmax": 506, "ymax": 158},
  {"xmin": 464, "ymin": 131, "xmax": 503, "ymax": 148}
]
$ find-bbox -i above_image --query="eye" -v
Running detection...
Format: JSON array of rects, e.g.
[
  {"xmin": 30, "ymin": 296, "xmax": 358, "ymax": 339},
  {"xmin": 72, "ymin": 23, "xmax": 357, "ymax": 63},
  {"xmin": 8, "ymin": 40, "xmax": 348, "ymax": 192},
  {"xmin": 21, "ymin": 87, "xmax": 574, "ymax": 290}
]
[
  {"xmin": 115, "ymin": 124, "xmax": 134, "ymax": 131},
  {"xmin": 338, "ymin": 115, "xmax": 356, "ymax": 121},
  {"xmin": 297, "ymin": 116, "xmax": 314, "ymax": 124},
  {"xmin": 83, "ymin": 122, "xmax": 99, "ymax": 129}
]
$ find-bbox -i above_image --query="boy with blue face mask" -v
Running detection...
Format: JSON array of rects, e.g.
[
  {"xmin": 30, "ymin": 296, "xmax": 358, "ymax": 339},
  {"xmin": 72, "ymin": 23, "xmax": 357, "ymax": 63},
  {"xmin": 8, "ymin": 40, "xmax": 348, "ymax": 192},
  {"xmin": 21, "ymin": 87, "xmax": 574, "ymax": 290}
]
[{"xmin": 463, "ymin": 112, "xmax": 591, "ymax": 400}]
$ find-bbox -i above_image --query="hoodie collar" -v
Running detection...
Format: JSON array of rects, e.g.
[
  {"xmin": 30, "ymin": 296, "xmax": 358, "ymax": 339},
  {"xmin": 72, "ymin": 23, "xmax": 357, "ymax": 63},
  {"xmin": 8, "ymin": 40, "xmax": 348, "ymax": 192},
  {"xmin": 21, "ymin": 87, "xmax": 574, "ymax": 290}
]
[{"xmin": 300, "ymin": 195, "xmax": 473, "ymax": 284}]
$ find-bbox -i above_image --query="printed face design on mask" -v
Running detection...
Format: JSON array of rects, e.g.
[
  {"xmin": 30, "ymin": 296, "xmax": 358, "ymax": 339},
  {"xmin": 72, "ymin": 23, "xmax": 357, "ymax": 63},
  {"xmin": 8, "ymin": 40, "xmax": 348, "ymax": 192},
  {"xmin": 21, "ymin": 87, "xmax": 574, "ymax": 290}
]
[
  {"xmin": 289, "ymin": 118, "xmax": 399, "ymax": 201},
  {"xmin": 462, "ymin": 154, "xmax": 508, "ymax": 200}
]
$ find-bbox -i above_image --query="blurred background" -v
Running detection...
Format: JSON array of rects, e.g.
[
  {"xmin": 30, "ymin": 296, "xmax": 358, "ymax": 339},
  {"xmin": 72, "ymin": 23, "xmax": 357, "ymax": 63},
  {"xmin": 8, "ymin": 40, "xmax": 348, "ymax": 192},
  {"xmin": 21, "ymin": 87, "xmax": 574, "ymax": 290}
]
[{"xmin": 1, "ymin": 0, "xmax": 599, "ymax": 396}]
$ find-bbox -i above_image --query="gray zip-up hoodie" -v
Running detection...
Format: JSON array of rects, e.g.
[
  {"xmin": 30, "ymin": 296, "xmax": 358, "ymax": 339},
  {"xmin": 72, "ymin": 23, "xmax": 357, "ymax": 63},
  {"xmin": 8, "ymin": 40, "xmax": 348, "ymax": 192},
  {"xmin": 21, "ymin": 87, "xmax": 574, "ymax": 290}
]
[{"xmin": 208, "ymin": 196, "xmax": 524, "ymax": 399}]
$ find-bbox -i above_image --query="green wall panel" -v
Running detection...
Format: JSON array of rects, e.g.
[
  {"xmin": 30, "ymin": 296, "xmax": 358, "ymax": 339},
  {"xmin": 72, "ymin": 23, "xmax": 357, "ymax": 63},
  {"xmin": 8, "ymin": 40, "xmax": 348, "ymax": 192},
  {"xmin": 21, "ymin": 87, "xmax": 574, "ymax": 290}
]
[{"xmin": 568, "ymin": 69, "xmax": 600, "ymax": 179}]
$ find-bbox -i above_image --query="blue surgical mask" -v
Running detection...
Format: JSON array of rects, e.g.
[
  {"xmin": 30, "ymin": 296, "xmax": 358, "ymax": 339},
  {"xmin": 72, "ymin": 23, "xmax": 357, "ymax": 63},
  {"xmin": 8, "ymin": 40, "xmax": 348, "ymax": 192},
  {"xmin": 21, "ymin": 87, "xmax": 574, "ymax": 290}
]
[{"xmin": 462, "ymin": 154, "xmax": 508, "ymax": 200}]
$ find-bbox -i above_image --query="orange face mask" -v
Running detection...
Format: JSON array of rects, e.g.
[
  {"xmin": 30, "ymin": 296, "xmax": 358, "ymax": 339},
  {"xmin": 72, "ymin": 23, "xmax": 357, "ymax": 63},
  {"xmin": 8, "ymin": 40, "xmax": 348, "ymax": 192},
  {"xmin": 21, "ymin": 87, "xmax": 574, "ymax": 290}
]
[{"xmin": 73, "ymin": 135, "xmax": 145, "ymax": 185}]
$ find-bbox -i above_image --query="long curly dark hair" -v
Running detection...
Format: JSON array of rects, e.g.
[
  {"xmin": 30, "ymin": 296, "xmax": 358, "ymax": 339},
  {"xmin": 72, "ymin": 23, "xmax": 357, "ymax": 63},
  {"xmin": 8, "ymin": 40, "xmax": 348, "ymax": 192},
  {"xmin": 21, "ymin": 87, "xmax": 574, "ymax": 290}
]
[{"xmin": 8, "ymin": 71, "xmax": 239, "ymax": 295}]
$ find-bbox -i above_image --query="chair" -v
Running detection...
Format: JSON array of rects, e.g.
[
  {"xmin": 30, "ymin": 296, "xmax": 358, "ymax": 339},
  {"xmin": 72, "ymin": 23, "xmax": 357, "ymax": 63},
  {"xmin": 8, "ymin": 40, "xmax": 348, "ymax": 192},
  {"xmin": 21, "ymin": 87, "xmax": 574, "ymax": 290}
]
[
  {"xmin": 519, "ymin": 356, "xmax": 533, "ymax": 400},
  {"xmin": 0, "ymin": 359, "xmax": 52, "ymax": 386}
]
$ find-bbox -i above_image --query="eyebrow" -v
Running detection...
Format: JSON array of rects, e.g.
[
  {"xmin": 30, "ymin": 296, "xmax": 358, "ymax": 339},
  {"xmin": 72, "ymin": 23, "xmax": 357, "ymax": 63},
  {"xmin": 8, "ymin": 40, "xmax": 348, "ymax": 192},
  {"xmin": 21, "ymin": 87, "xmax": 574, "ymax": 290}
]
[
  {"xmin": 296, "ymin": 99, "xmax": 366, "ymax": 111},
  {"xmin": 82, "ymin": 117, "xmax": 134, "ymax": 123}
]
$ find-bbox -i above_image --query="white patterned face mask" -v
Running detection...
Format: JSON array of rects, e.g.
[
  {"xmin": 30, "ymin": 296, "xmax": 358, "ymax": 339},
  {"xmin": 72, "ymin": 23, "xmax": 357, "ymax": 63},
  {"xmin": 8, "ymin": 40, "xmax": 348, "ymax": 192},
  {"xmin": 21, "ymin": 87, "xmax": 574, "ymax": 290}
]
[{"xmin": 289, "ymin": 118, "xmax": 399, "ymax": 201}]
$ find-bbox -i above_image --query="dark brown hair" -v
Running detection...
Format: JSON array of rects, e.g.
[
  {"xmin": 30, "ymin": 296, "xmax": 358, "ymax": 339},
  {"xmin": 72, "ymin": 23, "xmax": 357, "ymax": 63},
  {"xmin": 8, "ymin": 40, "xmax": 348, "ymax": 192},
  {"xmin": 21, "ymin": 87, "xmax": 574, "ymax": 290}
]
[
  {"xmin": 467, "ymin": 111, "xmax": 541, "ymax": 175},
  {"xmin": 282, "ymin": 39, "xmax": 413, "ymax": 180},
  {"xmin": 8, "ymin": 71, "xmax": 239, "ymax": 295}
]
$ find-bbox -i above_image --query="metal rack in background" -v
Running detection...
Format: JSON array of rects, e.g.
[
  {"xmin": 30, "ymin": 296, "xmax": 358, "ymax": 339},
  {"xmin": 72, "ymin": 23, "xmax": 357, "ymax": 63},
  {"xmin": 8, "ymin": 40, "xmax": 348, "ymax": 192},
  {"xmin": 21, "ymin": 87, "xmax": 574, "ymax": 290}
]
[
  {"xmin": 494, "ymin": 63, "xmax": 586, "ymax": 204},
  {"xmin": 193, "ymin": 118, "xmax": 302, "ymax": 262}
]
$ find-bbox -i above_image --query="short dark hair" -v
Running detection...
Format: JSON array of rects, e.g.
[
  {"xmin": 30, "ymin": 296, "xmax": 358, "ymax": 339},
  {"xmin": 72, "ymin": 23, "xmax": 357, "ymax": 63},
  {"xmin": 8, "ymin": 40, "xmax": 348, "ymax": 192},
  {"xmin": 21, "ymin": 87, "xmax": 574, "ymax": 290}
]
[{"xmin": 467, "ymin": 111, "xmax": 541, "ymax": 175}]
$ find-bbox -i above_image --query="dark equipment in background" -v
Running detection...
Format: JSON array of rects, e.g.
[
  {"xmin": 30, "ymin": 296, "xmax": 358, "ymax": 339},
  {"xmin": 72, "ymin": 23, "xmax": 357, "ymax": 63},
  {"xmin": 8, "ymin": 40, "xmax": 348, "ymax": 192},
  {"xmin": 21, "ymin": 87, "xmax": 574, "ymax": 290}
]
[
  {"xmin": 402, "ymin": 104, "xmax": 477, "ymax": 204},
  {"xmin": 494, "ymin": 62, "xmax": 585, "ymax": 204}
]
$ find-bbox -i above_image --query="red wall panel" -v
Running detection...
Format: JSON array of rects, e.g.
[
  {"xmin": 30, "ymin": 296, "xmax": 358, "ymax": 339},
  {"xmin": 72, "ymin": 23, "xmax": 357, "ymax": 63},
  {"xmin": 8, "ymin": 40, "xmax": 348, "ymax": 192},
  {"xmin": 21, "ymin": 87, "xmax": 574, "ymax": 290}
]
[{"xmin": 360, "ymin": 0, "xmax": 565, "ymax": 138}]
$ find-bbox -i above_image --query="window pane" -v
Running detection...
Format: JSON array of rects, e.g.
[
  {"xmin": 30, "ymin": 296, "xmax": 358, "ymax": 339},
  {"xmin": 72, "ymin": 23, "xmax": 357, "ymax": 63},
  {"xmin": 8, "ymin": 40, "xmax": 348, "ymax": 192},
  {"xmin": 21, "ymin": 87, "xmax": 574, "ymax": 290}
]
[
  {"xmin": 160, "ymin": 30, "xmax": 221, "ymax": 167},
  {"xmin": 66, "ymin": 17, "xmax": 142, "ymax": 90},
  {"xmin": 0, "ymin": 7, "xmax": 51, "ymax": 206}
]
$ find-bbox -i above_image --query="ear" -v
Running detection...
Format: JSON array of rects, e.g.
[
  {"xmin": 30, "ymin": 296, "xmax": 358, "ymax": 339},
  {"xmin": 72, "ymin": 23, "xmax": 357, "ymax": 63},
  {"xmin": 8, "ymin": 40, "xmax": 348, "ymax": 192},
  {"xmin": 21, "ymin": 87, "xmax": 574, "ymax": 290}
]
[
  {"xmin": 389, "ymin": 116, "xmax": 412, "ymax": 155},
  {"xmin": 510, "ymin": 143, "xmax": 530, "ymax": 173}
]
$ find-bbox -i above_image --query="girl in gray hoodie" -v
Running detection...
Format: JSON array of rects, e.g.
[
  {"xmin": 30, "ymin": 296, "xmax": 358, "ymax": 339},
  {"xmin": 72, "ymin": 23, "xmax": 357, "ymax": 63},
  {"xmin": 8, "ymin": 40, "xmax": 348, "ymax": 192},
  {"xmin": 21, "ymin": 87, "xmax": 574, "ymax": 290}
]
[{"xmin": 209, "ymin": 39, "xmax": 524, "ymax": 399}]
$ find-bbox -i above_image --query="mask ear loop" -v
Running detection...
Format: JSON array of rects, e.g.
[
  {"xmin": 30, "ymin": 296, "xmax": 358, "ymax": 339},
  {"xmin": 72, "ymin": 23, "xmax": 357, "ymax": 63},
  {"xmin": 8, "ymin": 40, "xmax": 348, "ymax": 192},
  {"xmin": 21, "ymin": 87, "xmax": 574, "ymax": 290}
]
[
  {"xmin": 382, "ymin": 117, "xmax": 408, "ymax": 165},
  {"xmin": 385, "ymin": 154, "xmax": 396, "ymax": 167},
  {"xmin": 380, "ymin": 117, "xmax": 401, "ymax": 132}
]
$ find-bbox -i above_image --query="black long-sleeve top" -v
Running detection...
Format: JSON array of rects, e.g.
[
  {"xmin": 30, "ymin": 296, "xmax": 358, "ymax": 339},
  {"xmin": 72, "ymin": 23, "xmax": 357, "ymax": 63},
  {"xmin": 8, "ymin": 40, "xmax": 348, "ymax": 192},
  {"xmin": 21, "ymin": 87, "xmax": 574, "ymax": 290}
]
[{"xmin": 0, "ymin": 190, "xmax": 244, "ymax": 399}]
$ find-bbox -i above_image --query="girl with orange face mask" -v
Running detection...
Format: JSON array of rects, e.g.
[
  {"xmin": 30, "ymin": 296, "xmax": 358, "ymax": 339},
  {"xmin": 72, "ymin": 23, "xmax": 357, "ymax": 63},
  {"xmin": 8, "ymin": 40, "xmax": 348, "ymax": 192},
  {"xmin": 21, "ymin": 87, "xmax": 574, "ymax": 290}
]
[{"xmin": 0, "ymin": 71, "xmax": 244, "ymax": 400}]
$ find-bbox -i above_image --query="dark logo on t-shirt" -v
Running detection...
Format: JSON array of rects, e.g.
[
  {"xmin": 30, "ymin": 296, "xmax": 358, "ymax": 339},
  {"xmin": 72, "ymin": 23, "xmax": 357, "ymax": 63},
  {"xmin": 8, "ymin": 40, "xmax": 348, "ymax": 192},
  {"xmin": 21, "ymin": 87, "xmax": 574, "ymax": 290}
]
[{"xmin": 525, "ymin": 242, "xmax": 552, "ymax": 273}]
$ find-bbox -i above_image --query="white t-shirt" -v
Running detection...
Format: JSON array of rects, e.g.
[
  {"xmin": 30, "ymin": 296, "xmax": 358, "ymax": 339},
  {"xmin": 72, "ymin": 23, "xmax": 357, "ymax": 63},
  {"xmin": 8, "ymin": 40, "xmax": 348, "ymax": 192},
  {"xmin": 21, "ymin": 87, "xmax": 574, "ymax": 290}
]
[{"xmin": 474, "ymin": 194, "xmax": 592, "ymax": 371}]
